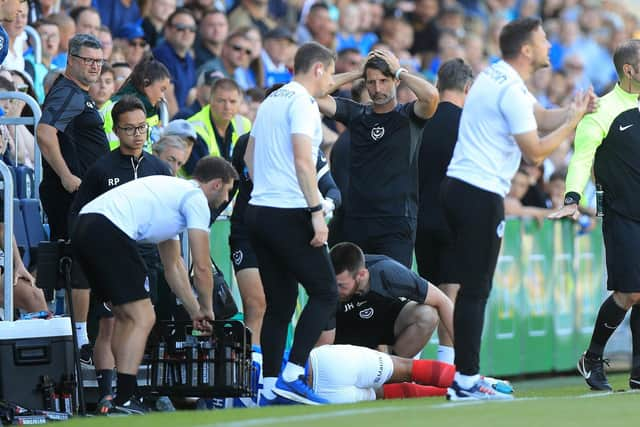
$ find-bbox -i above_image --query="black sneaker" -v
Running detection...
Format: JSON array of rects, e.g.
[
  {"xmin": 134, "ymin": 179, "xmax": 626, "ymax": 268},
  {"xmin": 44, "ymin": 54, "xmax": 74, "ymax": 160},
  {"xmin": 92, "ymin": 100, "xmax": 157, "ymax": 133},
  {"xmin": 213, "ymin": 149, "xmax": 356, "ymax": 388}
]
[
  {"xmin": 111, "ymin": 398, "xmax": 149, "ymax": 415},
  {"xmin": 79, "ymin": 344, "xmax": 93, "ymax": 365},
  {"xmin": 629, "ymin": 367, "xmax": 640, "ymax": 390},
  {"xmin": 577, "ymin": 352, "xmax": 612, "ymax": 391}
]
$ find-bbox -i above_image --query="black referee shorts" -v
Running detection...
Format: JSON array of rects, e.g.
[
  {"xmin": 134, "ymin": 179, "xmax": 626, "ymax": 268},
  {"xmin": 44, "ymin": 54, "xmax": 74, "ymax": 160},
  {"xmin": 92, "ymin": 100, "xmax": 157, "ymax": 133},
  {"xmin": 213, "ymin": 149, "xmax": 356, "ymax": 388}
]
[
  {"xmin": 603, "ymin": 211, "xmax": 640, "ymax": 292},
  {"xmin": 71, "ymin": 213, "xmax": 150, "ymax": 306},
  {"xmin": 441, "ymin": 177, "xmax": 504, "ymax": 299}
]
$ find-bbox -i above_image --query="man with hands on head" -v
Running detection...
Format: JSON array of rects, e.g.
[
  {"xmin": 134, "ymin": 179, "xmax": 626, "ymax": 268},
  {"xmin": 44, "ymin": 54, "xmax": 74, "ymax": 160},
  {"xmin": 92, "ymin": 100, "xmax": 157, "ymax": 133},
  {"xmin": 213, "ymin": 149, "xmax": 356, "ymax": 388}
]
[{"xmin": 315, "ymin": 48, "xmax": 439, "ymax": 268}]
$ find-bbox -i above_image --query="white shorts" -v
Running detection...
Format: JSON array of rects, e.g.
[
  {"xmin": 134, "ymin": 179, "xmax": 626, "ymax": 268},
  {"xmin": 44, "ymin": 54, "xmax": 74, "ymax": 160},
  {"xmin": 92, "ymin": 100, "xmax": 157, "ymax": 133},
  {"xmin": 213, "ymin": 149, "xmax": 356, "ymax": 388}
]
[{"xmin": 309, "ymin": 344, "xmax": 394, "ymax": 404}]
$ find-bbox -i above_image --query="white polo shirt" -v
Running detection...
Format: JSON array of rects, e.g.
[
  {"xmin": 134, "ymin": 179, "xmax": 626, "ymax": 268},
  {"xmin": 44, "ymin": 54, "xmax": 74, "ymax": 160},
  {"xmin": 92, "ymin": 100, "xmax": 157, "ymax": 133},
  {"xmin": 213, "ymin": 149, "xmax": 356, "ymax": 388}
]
[
  {"xmin": 447, "ymin": 60, "xmax": 538, "ymax": 197},
  {"xmin": 249, "ymin": 81, "xmax": 323, "ymax": 208},
  {"xmin": 79, "ymin": 175, "xmax": 211, "ymax": 243}
]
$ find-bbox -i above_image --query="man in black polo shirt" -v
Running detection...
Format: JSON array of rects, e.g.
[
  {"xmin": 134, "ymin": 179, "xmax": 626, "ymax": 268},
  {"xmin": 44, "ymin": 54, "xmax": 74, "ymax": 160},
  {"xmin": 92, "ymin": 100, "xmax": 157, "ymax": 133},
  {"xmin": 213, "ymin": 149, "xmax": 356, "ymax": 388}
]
[
  {"xmin": 415, "ymin": 58, "xmax": 473, "ymax": 364},
  {"xmin": 316, "ymin": 49, "xmax": 439, "ymax": 268},
  {"xmin": 36, "ymin": 33, "xmax": 108, "ymax": 358},
  {"xmin": 324, "ymin": 242, "xmax": 453, "ymax": 359},
  {"xmin": 69, "ymin": 96, "xmax": 171, "ymax": 413}
]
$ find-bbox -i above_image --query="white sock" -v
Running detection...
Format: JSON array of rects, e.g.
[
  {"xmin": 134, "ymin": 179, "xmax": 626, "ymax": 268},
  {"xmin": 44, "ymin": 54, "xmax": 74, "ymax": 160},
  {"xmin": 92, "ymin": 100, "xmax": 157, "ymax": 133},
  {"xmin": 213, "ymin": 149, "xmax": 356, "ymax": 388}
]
[
  {"xmin": 281, "ymin": 362, "xmax": 305, "ymax": 382},
  {"xmin": 75, "ymin": 322, "xmax": 89, "ymax": 348},
  {"xmin": 437, "ymin": 345, "xmax": 455, "ymax": 364},
  {"xmin": 455, "ymin": 372, "xmax": 480, "ymax": 389},
  {"xmin": 262, "ymin": 377, "xmax": 277, "ymax": 399}
]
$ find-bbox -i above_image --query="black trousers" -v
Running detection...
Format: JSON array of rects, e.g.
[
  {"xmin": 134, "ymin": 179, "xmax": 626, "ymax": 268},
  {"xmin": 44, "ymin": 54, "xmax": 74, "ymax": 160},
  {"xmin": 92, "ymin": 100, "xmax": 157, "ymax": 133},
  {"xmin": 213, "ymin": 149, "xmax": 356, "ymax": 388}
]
[
  {"xmin": 442, "ymin": 177, "xmax": 504, "ymax": 375},
  {"xmin": 245, "ymin": 205, "xmax": 338, "ymax": 377}
]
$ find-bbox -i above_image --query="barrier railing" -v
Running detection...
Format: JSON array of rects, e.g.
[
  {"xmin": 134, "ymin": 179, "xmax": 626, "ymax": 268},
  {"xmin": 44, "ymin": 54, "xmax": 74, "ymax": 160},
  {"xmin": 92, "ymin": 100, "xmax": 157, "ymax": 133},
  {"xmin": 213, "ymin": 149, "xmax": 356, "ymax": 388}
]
[
  {"xmin": 0, "ymin": 161, "xmax": 14, "ymax": 321},
  {"xmin": 0, "ymin": 92, "xmax": 43, "ymax": 198},
  {"xmin": 24, "ymin": 26, "xmax": 42, "ymax": 66}
]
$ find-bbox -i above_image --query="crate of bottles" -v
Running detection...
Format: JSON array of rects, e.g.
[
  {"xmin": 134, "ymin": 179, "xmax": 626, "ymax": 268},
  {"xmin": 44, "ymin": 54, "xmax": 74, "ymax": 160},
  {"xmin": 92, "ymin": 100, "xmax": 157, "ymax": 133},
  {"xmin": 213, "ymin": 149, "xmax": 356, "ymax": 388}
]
[{"xmin": 143, "ymin": 320, "xmax": 254, "ymax": 398}]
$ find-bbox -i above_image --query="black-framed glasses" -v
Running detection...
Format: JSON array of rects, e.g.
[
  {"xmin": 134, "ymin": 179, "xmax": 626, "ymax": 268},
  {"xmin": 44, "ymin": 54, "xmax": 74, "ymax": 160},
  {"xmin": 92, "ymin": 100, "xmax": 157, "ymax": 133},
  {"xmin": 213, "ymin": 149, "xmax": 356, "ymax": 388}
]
[
  {"xmin": 117, "ymin": 123, "xmax": 149, "ymax": 135},
  {"xmin": 71, "ymin": 54, "xmax": 105, "ymax": 67},
  {"xmin": 231, "ymin": 44, "xmax": 252, "ymax": 55},
  {"xmin": 173, "ymin": 23, "xmax": 197, "ymax": 33}
]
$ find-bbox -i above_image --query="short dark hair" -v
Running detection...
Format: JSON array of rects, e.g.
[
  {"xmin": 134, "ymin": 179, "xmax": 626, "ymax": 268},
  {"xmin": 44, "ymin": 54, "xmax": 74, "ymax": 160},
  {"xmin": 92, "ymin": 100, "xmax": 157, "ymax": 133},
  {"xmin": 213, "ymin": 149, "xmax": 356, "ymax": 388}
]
[
  {"xmin": 111, "ymin": 95, "xmax": 147, "ymax": 129},
  {"xmin": 201, "ymin": 8, "xmax": 226, "ymax": 21},
  {"xmin": 294, "ymin": 42, "xmax": 335, "ymax": 74},
  {"xmin": 337, "ymin": 47, "xmax": 360, "ymax": 58},
  {"xmin": 167, "ymin": 7, "xmax": 196, "ymax": 27},
  {"xmin": 69, "ymin": 6, "xmax": 99, "ymax": 23},
  {"xmin": 68, "ymin": 33, "xmax": 102, "ymax": 56},
  {"xmin": 309, "ymin": 2, "xmax": 329, "ymax": 14},
  {"xmin": 613, "ymin": 39, "xmax": 640, "ymax": 77},
  {"xmin": 363, "ymin": 56, "xmax": 393, "ymax": 79},
  {"xmin": 499, "ymin": 17, "xmax": 542, "ymax": 60},
  {"xmin": 436, "ymin": 58, "xmax": 473, "ymax": 92},
  {"xmin": 192, "ymin": 156, "xmax": 239, "ymax": 183},
  {"xmin": 100, "ymin": 63, "xmax": 114, "ymax": 77},
  {"xmin": 330, "ymin": 242, "xmax": 365, "ymax": 276},
  {"xmin": 121, "ymin": 53, "xmax": 170, "ymax": 95},
  {"xmin": 211, "ymin": 77, "xmax": 242, "ymax": 97}
]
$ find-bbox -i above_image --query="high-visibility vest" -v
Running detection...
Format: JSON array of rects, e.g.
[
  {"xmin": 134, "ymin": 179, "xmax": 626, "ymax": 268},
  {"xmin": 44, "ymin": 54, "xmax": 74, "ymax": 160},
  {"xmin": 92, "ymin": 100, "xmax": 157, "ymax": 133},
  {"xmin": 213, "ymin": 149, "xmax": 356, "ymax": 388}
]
[{"xmin": 187, "ymin": 105, "xmax": 251, "ymax": 159}]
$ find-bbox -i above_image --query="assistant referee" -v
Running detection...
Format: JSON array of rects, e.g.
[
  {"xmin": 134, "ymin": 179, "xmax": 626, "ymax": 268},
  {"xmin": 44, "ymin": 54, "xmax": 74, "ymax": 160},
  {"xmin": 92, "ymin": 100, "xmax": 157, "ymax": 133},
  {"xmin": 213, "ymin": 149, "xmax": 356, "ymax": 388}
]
[{"xmin": 551, "ymin": 39, "xmax": 640, "ymax": 392}]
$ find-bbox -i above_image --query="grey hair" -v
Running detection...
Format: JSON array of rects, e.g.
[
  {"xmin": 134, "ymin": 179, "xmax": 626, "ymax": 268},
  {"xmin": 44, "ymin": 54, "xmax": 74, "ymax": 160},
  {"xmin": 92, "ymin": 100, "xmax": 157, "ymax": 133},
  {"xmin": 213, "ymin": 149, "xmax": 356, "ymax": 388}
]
[
  {"xmin": 436, "ymin": 58, "xmax": 474, "ymax": 92},
  {"xmin": 68, "ymin": 33, "xmax": 102, "ymax": 56},
  {"xmin": 153, "ymin": 135, "xmax": 187, "ymax": 155}
]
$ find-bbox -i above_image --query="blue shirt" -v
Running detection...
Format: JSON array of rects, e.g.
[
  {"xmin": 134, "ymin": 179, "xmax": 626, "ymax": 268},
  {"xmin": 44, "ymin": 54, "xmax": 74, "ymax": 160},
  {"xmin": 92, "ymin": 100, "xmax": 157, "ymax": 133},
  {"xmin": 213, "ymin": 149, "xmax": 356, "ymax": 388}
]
[
  {"xmin": 0, "ymin": 25, "xmax": 8, "ymax": 65},
  {"xmin": 93, "ymin": 0, "xmax": 141, "ymax": 33},
  {"xmin": 152, "ymin": 41, "xmax": 196, "ymax": 111}
]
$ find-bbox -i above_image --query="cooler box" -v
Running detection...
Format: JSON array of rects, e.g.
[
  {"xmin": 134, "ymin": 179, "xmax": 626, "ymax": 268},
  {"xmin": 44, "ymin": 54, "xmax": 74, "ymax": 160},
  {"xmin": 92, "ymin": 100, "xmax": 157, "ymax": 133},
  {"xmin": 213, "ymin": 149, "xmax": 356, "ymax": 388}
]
[{"xmin": 0, "ymin": 317, "xmax": 75, "ymax": 411}]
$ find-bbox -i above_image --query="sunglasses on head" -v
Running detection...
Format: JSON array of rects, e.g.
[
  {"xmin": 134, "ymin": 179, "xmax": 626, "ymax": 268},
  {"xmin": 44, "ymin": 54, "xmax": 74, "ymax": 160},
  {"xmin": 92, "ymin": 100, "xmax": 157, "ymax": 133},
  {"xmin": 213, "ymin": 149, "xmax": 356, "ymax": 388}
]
[{"xmin": 231, "ymin": 44, "xmax": 252, "ymax": 55}]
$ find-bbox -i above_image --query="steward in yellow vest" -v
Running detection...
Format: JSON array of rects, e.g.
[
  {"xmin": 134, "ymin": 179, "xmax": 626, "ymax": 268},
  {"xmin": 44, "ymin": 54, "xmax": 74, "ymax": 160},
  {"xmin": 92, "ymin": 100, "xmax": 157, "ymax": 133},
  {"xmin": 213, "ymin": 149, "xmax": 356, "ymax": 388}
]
[{"xmin": 184, "ymin": 77, "xmax": 251, "ymax": 176}]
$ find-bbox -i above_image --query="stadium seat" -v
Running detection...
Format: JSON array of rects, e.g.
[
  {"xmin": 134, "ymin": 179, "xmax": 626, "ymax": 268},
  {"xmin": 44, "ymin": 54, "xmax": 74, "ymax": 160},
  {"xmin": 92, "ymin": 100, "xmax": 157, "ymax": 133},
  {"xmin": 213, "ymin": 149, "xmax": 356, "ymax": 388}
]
[
  {"xmin": 12, "ymin": 198, "xmax": 30, "ymax": 267},
  {"xmin": 14, "ymin": 166, "xmax": 35, "ymax": 199},
  {"xmin": 21, "ymin": 199, "xmax": 47, "ymax": 267}
]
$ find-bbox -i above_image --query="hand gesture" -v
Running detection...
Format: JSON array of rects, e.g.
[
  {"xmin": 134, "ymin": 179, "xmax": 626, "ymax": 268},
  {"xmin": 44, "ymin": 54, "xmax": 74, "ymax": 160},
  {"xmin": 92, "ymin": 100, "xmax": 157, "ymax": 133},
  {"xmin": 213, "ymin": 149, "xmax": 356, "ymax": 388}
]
[
  {"xmin": 548, "ymin": 203, "xmax": 580, "ymax": 221},
  {"xmin": 566, "ymin": 90, "xmax": 592, "ymax": 128},
  {"xmin": 585, "ymin": 87, "xmax": 598, "ymax": 114},
  {"xmin": 370, "ymin": 49, "xmax": 402, "ymax": 77},
  {"xmin": 62, "ymin": 174, "xmax": 81, "ymax": 193},
  {"xmin": 310, "ymin": 210, "xmax": 328, "ymax": 247}
]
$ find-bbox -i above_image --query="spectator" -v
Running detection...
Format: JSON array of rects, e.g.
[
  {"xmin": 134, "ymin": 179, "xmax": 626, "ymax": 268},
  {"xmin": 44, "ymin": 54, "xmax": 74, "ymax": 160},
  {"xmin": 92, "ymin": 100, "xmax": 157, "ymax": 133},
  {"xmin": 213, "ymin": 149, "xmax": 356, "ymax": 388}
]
[
  {"xmin": 241, "ymin": 86, "xmax": 265, "ymax": 122},
  {"xmin": 6, "ymin": 69, "xmax": 35, "ymax": 167},
  {"xmin": 194, "ymin": 9, "xmax": 228, "ymax": 68},
  {"xmin": 69, "ymin": 6, "xmax": 101, "ymax": 36},
  {"xmin": 228, "ymin": 0, "xmax": 275, "ymax": 37},
  {"xmin": 152, "ymin": 7, "xmax": 197, "ymax": 111},
  {"xmin": 97, "ymin": 25, "xmax": 113, "ymax": 61},
  {"xmin": 262, "ymin": 28, "xmax": 294, "ymax": 87},
  {"xmin": 49, "ymin": 12, "xmax": 75, "ymax": 69},
  {"xmin": 115, "ymin": 22, "xmax": 148, "ymax": 68},
  {"xmin": 94, "ymin": 0, "xmax": 142, "ymax": 34},
  {"xmin": 152, "ymin": 134, "xmax": 188, "ymax": 176},
  {"xmin": 198, "ymin": 29, "xmax": 254, "ymax": 91},
  {"xmin": 141, "ymin": 0, "xmax": 176, "ymax": 49},
  {"xmin": 36, "ymin": 33, "xmax": 108, "ymax": 356},
  {"xmin": 111, "ymin": 61, "xmax": 131, "ymax": 91},
  {"xmin": 42, "ymin": 68, "xmax": 63, "ymax": 95},
  {"xmin": 3, "ymin": 0, "xmax": 28, "ymax": 71},
  {"xmin": 25, "ymin": 18, "xmax": 60, "ymax": 103},
  {"xmin": 408, "ymin": 0, "xmax": 440, "ymax": 56},
  {"xmin": 296, "ymin": 2, "xmax": 330, "ymax": 45},
  {"xmin": 545, "ymin": 168, "xmax": 567, "ymax": 209},
  {"xmin": 88, "ymin": 63, "xmax": 116, "ymax": 110},
  {"xmin": 245, "ymin": 26, "xmax": 265, "ymax": 89},
  {"xmin": 161, "ymin": 118, "xmax": 196, "ymax": 166},
  {"xmin": 185, "ymin": 77, "xmax": 251, "ymax": 174},
  {"xmin": 102, "ymin": 54, "xmax": 171, "ymax": 152},
  {"xmin": 335, "ymin": 3, "xmax": 377, "ymax": 56},
  {"xmin": 174, "ymin": 68, "xmax": 222, "ymax": 120},
  {"xmin": 0, "ymin": 0, "xmax": 21, "ymax": 66},
  {"xmin": 504, "ymin": 168, "xmax": 551, "ymax": 220}
]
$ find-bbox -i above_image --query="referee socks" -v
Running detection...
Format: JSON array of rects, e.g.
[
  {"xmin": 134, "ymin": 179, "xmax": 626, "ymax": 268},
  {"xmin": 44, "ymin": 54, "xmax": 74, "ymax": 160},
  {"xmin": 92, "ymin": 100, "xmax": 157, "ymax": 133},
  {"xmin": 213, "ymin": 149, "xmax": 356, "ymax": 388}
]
[{"xmin": 587, "ymin": 294, "xmax": 628, "ymax": 358}]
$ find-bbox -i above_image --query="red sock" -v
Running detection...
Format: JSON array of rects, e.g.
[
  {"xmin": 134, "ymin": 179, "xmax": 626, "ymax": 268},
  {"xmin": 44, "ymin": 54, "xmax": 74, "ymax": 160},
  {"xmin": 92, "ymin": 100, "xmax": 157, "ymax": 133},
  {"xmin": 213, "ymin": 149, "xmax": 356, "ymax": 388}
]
[
  {"xmin": 383, "ymin": 382, "xmax": 448, "ymax": 399},
  {"xmin": 411, "ymin": 360, "xmax": 455, "ymax": 388}
]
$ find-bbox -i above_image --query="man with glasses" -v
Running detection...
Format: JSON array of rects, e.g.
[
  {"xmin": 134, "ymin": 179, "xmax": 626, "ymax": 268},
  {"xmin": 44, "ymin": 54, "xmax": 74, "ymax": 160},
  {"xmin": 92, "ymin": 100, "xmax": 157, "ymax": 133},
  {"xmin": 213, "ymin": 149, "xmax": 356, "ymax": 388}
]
[
  {"xmin": 152, "ymin": 7, "xmax": 197, "ymax": 111},
  {"xmin": 36, "ymin": 33, "xmax": 108, "ymax": 359},
  {"xmin": 69, "ymin": 95, "xmax": 172, "ymax": 414},
  {"xmin": 199, "ymin": 29, "xmax": 254, "ymax": 91}
]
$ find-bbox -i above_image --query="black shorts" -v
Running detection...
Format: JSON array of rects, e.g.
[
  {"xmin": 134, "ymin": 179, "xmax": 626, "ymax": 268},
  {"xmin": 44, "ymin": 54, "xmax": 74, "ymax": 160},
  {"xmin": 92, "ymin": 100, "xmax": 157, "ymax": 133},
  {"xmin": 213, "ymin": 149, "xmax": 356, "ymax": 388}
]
[
  {"xmin": 603, "ymin": 211, "xmax": 640, "ymax": 292},
  {"xmin": 40, "ymin": 182, "xmax": 73, "ymax": 241},
  {"xmin": 415, "ymin": 225, "xmax": 458, "ymax": 285},
  {"xmin": 334, "ymin": 295, "xmax": 409, "ymax": 349},
  {"xmin": 229, "ymin": 236, "xmax": 259, "ymax": 273},
  {"xmin": 441, "ymin": 177, "xmax": 504, "ymax": 299},
  {"xmin": 71, "ymin": 213, "xmax": 150, "ymax": 306},
  {"xmin": 342, "ymin": 216, "xmax": 416, "ymax": 268}
]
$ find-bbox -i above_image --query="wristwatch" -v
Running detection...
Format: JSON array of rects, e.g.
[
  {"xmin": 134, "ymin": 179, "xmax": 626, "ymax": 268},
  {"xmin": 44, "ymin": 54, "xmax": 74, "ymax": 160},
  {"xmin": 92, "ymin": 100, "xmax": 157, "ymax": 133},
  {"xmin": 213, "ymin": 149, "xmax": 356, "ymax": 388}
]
[
  {"xmin": 563, "ymin": 191, "xmax": 581, "ymax": 206},
  {"xmin": 307, "ymin": 204, "xmax": 323, "ymax": 213}
]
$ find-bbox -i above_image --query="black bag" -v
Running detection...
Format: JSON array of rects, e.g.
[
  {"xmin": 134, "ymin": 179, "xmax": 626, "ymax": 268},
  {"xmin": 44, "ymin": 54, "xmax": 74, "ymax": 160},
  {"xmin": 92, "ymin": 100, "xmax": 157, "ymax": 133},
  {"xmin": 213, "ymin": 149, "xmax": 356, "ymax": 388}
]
[{"xmin": 211, "ymin": 260, "xmax": 239, "ymax": 320}]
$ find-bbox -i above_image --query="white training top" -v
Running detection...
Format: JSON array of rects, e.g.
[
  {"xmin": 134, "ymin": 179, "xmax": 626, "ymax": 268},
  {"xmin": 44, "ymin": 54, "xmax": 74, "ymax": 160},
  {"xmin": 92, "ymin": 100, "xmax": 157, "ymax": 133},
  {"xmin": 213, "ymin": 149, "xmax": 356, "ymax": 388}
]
[
  {"xmin": 79, "ymin": 175, "xmax": 211, "ymax": 243},
  {"xmin": 249, "ymin": 81, "xmax": 323, "ymax": 208},
  {"xmin": 447, "ymin": 60, "xmax": 538, "ymax": 197}
]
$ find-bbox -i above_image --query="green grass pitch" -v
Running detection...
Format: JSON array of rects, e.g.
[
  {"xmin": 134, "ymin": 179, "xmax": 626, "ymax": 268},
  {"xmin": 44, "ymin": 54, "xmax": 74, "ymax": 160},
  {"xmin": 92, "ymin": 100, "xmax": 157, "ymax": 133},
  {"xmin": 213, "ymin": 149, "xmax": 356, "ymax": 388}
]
[{"xmin": 64, "ymin": 374, "xmax": 637, "ymax": 427}]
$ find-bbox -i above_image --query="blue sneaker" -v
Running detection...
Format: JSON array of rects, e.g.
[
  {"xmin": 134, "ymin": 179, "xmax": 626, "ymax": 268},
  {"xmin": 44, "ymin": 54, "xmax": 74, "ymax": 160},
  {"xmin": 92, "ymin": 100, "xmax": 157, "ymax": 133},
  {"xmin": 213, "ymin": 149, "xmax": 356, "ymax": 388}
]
[
  {"xmin": 258, "ymin": 394, "xmax": 297, "ymax": 406},
  {"xmin": 272, "ymin": 375, "xmax": 329, "ymax": 405},
  {"xmin": 447, "ymin": 377, "xmax": 514, "ymax": 401}
]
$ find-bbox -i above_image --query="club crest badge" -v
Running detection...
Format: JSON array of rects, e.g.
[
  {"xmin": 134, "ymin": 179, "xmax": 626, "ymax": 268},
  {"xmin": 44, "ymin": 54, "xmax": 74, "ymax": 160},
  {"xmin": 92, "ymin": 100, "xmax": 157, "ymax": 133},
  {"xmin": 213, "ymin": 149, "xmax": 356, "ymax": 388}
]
[{"xmin": 371, "ymin": 126, "xmax": 385, "ymax": 141}]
